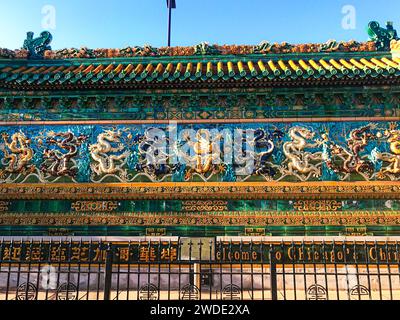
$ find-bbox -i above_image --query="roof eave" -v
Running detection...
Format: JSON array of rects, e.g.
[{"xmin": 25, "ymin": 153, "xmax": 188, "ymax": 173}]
[{"xmin": 0, "ymin": 51, "xmax": 392, "ymax": 67}]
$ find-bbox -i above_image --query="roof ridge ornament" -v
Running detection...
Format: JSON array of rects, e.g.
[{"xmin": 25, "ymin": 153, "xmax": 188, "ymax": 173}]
[
  {"xmin": 22, "ymin": 31, "xmax": 52, "ymax": 59},
  {"xmin": 120, "ymin": 44, "xmax": 159, "ymax": 57},
  {"xmin": 319, "ymin": 40, "xmax": 342, "ymax": 52},
  {"xmin": 193, "ymin": 42, "xmax": 221, "ymax": 55},
  {"xmin": 253, "ymin": 41, "xmax": 275, "ymax": 54},
  {"xmin": 367, "ymin": 21, "xmax": 399, "ymax": 51},
  {"xmin": 253, "ymin": 41, "xmax": 293, "ymax": 54}
]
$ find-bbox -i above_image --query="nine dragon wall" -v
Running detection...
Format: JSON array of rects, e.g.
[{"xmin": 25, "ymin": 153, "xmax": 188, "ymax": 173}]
[{"xmin": 0, "ymin": 121, "xmax": 399, "ymax": 184}]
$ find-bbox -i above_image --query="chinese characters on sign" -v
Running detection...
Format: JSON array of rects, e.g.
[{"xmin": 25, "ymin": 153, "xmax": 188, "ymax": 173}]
[{"xmin": 0, "ymin": 241, "xmax": 179, "ymax": 264}]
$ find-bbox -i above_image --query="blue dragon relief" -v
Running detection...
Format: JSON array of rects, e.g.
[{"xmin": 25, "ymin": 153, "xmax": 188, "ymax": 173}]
[
  {"xmin": 234, "ymin": 127, "xmax": 285, "ymax": 181},
  {"xmin": 133, "ymin": 126, "xmax": 181, "ymax": 182},
  {"xmin": 22, "ymin": 31, "xmax": 53, "ymax": 59}
]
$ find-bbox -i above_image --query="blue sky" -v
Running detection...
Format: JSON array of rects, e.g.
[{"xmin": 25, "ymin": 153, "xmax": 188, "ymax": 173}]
[{"xmin": 0, "ymin": 0, "xmax": 400, "ymax": 49}]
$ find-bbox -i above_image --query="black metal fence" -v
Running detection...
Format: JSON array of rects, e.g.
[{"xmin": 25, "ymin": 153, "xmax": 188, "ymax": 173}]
[{"xmin": 1, "ymin": 239, "xmax": 400, "ymax": 300}]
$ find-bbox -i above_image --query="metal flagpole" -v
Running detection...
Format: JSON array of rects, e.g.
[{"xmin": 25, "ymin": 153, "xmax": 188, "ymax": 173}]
[{"xmin": 166, "ymin": 0, "xmax": 176, "ymax": 47}]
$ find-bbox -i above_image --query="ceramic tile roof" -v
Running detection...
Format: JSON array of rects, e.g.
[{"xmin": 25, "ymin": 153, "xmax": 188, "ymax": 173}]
[
  {"xmin": 2, "ymin": 21, "xmax": 400, "ymax": 89},
  {"xmin": 1, "ymin": 54, "xmax": 399, "ymax": 88}
]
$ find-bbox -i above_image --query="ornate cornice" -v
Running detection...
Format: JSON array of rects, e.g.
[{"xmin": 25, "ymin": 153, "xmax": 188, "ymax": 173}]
[
  {"xmin": 1, "ymin": 88, "xmax": 399, "ymax": 122},
  {"xmin": 1, "ymin": 116, "xmax": 399, "ymax": 126},
  {"xmin": 1, "ymin": 210, "xmax": 399, "ymax": 227},
  {"xmin": 2, "ymin": 75, "xmax": 400, "ymax": 92},
  {"xmin": 1, "ymin": 182, "xmax": 400, "ymax": 200}
]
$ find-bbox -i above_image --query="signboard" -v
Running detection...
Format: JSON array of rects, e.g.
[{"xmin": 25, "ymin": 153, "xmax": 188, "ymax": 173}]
[
  {"xmin": 179, "ymin": 238, "xmax": 215, "ymax": 261},
  {"xmin": 215, "ymin": 242, "xmax": 400, "ymax": 264},
  {"xmin": 0, "ymin": 241, "xmax": 399, "ymax": 264}
]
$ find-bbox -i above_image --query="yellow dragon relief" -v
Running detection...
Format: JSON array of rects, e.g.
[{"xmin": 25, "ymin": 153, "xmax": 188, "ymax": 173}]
[
  {"xmin": 376, "ymin": 123, "xmax": 400, "ymax": 179},
  {"xmin": 0, "ymin": 132, "xmax": 35, "ymax": 179},
  {"xmin": 180, "ymin": 129, "xmax": 225, "ymax": 181},
  {"xmin": 89, "ymin": 129, "xmax": 130, "ymax": 180}
]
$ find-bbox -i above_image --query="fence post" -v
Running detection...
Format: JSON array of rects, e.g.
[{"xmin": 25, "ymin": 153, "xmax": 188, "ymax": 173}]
[
  {"xmin": 270, "ymin": 245, "xmax": 278, "ymax": 300},
  {"xmin": 104, "ymin": 243, "xmax": 113, "ymax": 301}
]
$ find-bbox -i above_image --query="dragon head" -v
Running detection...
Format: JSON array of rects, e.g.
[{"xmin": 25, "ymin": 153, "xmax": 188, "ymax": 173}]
[
  {"xmin": 13, "ymin": 132, "xmax": 29, "ymax": 144},
  {"xmin": 296, "ymin": 127, "xmax": 314, "ymax": 140},
  {"xmin": 104, "ymin": 129, "xmax": 121, "ymax": 141}
]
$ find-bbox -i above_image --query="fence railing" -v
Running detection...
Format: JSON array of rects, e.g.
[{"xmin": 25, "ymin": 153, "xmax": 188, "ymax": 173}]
[{"xmin": 0, "ymin": 239, "xmax": 400, "ymax": 300}]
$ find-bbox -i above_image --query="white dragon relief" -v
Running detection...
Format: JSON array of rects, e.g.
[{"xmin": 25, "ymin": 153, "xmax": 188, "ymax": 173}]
[
  {"xmin": 278, "ymin": 126, "xmax": 325, "ymax": 181},
  {"xmin": 89, "ymin": 129, "xmax": 130, "ymax": 182}
]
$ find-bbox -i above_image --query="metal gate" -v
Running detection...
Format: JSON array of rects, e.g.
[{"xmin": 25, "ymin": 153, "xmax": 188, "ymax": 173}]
[{"xmin": 1, "ymin": 239, "xmax": 400, "ymax": 300}]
